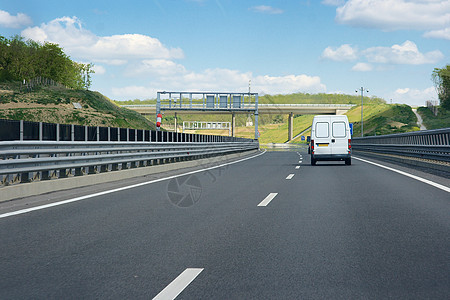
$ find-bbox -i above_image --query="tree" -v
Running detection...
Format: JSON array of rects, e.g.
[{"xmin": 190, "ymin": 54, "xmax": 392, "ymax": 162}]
[
  {"xmin": 81, "ymin": 63, "xmax": 95, "ymax": 90},
  {"xmin": 432, "ymin": 64, "xmax": 450, "ymax": 110},
  {"xmin": 0, "ymin": 35, "xmax": 95, "ymax": 90}
]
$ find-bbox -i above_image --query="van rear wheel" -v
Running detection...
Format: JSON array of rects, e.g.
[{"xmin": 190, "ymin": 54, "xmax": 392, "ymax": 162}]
[{"xmin": 345, "ymin": 158, "xmax": 351, "ymax": 165}]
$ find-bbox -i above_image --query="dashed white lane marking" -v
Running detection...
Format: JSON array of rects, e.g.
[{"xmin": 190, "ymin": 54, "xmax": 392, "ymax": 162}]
[
  {"xmin": 0, "ymin": 150, "xmax": 267, "ymax": 219},
  {"xmin": 295, "ymin": 166, "xmax": 300, "ymax": 169},
  {"xmin": 258, "ymin": 193, "xmax": 278, "ymax": 207},
  {"xmin": 286, "ymin": 174, "xmax": 295, "ymax": 180},
  {"xmin": 354, "ymin": 157, "xmax": 450, "ymax": 193},
  {"xmin": 153, "ymin": 268, "xmax": 203, "ymax": 300}
]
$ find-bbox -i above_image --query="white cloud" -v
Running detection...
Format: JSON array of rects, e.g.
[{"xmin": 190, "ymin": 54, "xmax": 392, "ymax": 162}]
[
  {"xmin": 352, "ymin": 62, "xmax": 373, "ymax": 71},
  {"xmin": 253, "ymin": 74, "xmax": 325, "ymax": 94},
  {"xmin": 396, "ymin": 88, "xmax": 410, "ymax": 94},
  {"xmin": 21, "ymin": 16, "xmax": 184, "ymax": 64},
  {"xmin": 321, "ymin": 0, "xmax": 345, "ymax": 6},
  {"xmin": 363, "ymin": 40, "xmax": 443, "ymax": 64},
  {"xmin": 0, "ymin": 10, "xmax": 32, "ymax": 28},
  {"xmin": 92, "ymin": 65, "xmax": 106, "ymax": 75},
  {"xmin": 336, "ymin": 0, "xmax": 450, "ymax": 30},
  {"xmin": 22, "ymin": 15, "xmax": 325, "ymax": 100},
  {"xmin": 423, "ymin": 27, "xmax": 450, "ymax": 40},
  {"xmin": 111, "ymin": 86, "xmax": 160, "ymax": 99},
  {"xmin": 322, "ymin": 40, "xmax": 443, "ymax": 66},
  {"xmin": 127, "ymin": 59, "xmax": 187, "ymax": 77},
  {"xmin": 335, "ymin": 0, "xmax": 450, "ymax": 39},
  {"xmin": 389, "ymin": 86, "xmax": 437, "ymax": 106},
  {"xmin": 112, "ymin": 69, "xmax": 326, "ymax": 99},
  {"xmin": 321, "ymin": 44, "xmax": 358, "ymax": 61},
  {"xmin": 250, "ymin": 5, "xmax": 284, "ymax": 14}
]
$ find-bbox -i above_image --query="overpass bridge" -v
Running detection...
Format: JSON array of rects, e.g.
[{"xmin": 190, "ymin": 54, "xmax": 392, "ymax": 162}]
[{"xmin": 121, "ymin": 103, "xmax": 355, "ymax": 140}]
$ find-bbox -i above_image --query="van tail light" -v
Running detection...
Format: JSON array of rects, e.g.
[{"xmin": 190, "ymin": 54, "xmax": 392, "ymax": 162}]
[
  {"xmin": 348, "ymin": 139, "xmax": 352, "ymax": 151},
  {"xmin": 311, "ymin": 140, "xmax": 314, "ymax": 153}
]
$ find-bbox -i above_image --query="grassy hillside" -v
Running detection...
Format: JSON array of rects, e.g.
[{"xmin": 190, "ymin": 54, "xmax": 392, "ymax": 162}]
[
  {"xmin": 0, "ymin": 81, "xmax": 155, "ymax": 129},
  {"xmin": 259, "ymin": 93, "xmax": 385, "ymax": 105},
  {"xmin": 346, "ymin": 104, "xmax": 419, "ymax": 136},
  {"xmin": 219, "ymin": 103, "xmax": 419, "ymax": 142},
  {"xmin": 417, "ymin": 107, "xmax": 450, "ymax": 129}
]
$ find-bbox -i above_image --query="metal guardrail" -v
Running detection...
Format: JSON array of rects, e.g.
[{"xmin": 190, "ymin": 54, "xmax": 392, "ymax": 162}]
[
  {"xmin": 0, "ymin": 140, "xmax": 258, "ymax": 186},
  {"xmin": 352, "ymin": 128, "xmax": 450, "ymax": 162},
  {"xmin": 0, "ymin": 119, "xmax": 259, "ymax": 187}
]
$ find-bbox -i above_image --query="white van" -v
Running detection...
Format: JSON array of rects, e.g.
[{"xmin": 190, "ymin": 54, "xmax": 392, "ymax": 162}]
[{"xmin": 309, "ymin": 115, "xmax": 351, "ymax": 165}]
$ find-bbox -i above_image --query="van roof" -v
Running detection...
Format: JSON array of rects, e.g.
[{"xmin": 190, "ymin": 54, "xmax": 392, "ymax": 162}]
[{"xmin": 313, "ymin": 115, "xmax": 348, "ymax": 120}]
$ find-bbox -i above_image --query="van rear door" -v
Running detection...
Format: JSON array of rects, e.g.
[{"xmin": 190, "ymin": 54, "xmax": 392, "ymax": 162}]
[
  {"xmin": 313, "ymin": 117, "xmax": 331, "ymax": 155},
  {"xmin": 331, "ymin": 119, "xmax": 348, "ymax": 155}
]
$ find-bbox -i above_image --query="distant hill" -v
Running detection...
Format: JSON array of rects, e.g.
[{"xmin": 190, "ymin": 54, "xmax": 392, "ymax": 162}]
[
  {"xmin": 258, "ymin": 93, "xmax": 386, "ymax": 105},
  {"xmin": 0, "ymin": 81, "xmax": 155, "ymax": 130}
]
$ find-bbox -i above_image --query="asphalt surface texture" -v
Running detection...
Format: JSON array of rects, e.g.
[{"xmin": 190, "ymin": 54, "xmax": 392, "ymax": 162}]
[{"xmin": 0, "ymin": 149, "xmax": 449, "ymax": 299}]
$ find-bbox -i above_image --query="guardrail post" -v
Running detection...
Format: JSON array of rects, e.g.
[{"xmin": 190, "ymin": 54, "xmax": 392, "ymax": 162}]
[
  {"xmin": 108, "ymin": 127, "xmax": 111, "ymax": 142},
  {"xmin": 97, "ymin": 126, "xmax": 100, "ymax": 141},
  {"xmin": 127, "ymin": 128, "xmax": 130, "ymax": 142},
  {"xmin": 20, "ymin": 172, "xmax": 30, "ymax": 183},
  {"xmin": 39, "ymin": 122, "xmax": 43, "ymax": 141},
  {"xmin": 42, "ymin": 170, "xmax": 50, "ymax": 180},
  {"xmin": 20, "ymin": 120, "xmax": 24, "ymax": 141},
  {"xmin": 56, "ymin": 124, "xmax": 60, "ymax": 142},
  {"xmin": 88, "ymin": 166, "xmax": 96, "ymax": 174},
  {"xmin": 71, "ymin": 124, "xmax": 75, "ymax": 141},
  {"xmin": 74, "ymin": 167, "xmax": 83, "ymax": 176},
  {"xmin": 85, "ymin": 126, "xmax": 88, "ymax": 142},
  {"xmin": 59, "ymin": 168, "xmax": 68, "ymax": 178}
]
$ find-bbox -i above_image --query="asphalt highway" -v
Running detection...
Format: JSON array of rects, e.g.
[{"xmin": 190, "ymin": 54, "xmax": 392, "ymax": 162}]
[{"xmin": 0, "ymin": 150, "xmax": 449, "ymax": 299}]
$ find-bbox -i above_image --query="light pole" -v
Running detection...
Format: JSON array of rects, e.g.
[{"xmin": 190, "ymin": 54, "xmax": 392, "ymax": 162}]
[{"xmin": 356, "ymin": 87, "xmax": 368, "ymax": 137}]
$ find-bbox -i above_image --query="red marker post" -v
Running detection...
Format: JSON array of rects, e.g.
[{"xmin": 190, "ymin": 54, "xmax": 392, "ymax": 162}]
[{"xmin": 156, "ymin": 113, "xmax": 162, "ymax": 130}]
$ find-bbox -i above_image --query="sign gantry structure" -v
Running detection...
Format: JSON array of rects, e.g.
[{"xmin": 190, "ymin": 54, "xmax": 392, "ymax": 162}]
[{"xmin": 156, "ymin": 91, "xmax": 259, "ymax": 140}]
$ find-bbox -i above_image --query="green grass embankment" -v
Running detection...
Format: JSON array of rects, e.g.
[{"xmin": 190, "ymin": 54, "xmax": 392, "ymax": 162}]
[
  {"xmin": 0, "ymin": 81, "xmax": 155, "ymax": 129},
  {"xmin": 417, "ymin": 107, "xmax": 450, "ymax": 130}
]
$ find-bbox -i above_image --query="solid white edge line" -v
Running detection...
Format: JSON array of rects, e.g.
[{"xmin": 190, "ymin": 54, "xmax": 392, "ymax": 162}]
[
  {"xmin": 286, "ymin": 174, "xmax": 295, "ymax": 180},
  {"xmin": 0, "ymin": 150, "xmax": 267, "ymax": 219},
  {"xmin": 258, "ymin": 193, "xmax": 278, "ymax": 207},
  {"xmin": 354, "ymin": 156, "xmax": 450, "ymax": 193},
  {"xmin": 153, "ymin": 268, "xmax": 203, "ymax": 300}
]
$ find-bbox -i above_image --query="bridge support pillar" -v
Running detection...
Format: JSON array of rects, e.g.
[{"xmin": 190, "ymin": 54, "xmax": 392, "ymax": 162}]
[
  {"xmin": 288, "ymin": 112, "xmax": 294, "ymax": 141},
  {"xmin": 231, "ymin": 113, "xmax": 236, "ymax": 137}
]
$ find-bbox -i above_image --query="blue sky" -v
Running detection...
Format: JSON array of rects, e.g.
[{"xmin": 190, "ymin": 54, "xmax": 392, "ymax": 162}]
[{"xmin": 1, "ymin": 0, "xmax": 449, "ymax": 106}]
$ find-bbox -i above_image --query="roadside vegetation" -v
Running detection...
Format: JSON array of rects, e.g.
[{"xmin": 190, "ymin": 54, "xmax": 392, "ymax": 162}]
[
  {"xmin": 0, "ymin": 35, "xmax": 154, "ymax": 129},
  {"xmin": 0, "ymin": 35, "xmax": 93, "ymax": 89},
  {"xmin": 417, "ymin": 107, "xmax": 450, "ymax": 130}
]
